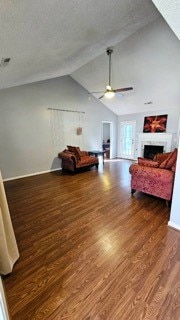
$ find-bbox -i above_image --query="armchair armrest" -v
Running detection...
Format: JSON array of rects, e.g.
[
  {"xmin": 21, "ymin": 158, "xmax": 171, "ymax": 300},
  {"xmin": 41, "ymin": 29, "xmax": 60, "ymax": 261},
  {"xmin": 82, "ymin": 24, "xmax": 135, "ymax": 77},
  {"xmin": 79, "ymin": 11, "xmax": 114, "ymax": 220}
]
[{"xmin": 129, "ymin": 163, "xmax": 174, "ymax": 183}]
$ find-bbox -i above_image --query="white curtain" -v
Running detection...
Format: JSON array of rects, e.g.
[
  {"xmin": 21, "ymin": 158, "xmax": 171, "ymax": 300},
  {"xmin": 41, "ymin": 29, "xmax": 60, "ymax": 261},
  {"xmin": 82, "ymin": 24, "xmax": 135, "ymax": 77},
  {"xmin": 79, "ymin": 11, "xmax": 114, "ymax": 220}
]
[
  {"xmin": 50, "ymin": 109, "xmax": 65, "ymax": 151},
  {"xmin": 50, "ymin": 108, "xmax": 84, "ymax": 151},
  {"xmin": 0, "ymin": 171, "xmax": 19, "ymax": 275}
]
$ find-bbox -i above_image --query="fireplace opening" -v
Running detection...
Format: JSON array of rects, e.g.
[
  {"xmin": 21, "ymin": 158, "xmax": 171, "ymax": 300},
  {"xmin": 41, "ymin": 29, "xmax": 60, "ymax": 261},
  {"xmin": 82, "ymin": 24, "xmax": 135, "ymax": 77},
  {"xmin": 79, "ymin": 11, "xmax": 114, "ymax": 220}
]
[{"xmin": 144, "ymin": 145, "xmax": 164, "ymax": 159}]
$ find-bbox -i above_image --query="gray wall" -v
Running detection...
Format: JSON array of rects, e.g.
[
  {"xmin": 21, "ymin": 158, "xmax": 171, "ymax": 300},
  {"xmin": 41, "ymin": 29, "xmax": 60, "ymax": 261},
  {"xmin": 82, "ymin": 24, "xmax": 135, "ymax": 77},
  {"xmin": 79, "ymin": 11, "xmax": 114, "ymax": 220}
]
[
  {"xmin": 118, "ymin": 106, "xmax": 180, "ymax": 158},
  {"xmin": 0, "ymin": 76, "xmax": 117, "ymax": 179}
]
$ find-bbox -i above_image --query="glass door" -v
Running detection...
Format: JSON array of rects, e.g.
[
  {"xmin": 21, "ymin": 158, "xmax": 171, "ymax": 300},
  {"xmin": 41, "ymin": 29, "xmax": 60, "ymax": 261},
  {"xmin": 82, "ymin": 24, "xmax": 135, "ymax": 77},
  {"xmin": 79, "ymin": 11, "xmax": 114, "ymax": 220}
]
[{"xmin": 119, "ymin": 121, "xmax": 136, "ymax": 159}]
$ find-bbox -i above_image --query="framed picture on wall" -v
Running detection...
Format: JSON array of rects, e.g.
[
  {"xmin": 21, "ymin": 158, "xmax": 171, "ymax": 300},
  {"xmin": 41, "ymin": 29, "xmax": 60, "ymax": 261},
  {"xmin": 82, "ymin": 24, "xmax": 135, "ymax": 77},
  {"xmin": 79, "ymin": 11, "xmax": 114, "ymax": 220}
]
[{"xmin": 143, "ymin": 114, "xmax": 168, "ymax": 133}]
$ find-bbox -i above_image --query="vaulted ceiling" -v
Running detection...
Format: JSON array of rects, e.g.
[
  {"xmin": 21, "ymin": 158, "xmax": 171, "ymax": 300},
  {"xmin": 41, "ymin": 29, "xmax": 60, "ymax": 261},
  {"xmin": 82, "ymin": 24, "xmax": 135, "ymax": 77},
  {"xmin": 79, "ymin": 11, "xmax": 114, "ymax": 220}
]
[{"xmin": 0, "ymin": 0, "xmax": 179, "ymax": 115}]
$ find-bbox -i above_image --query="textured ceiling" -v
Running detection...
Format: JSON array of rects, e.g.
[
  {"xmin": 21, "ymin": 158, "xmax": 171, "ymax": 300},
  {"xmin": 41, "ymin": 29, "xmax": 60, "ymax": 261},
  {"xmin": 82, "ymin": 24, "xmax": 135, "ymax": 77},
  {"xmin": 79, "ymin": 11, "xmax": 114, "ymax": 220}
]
[
  {"xmin": 0, "ymin": 0, "xmax": 160, "ymax": 91},
  {"xmin": 152, "ymin": 0, "xmax": 180, "ymax": 40},
  {"xmin": 0, "ymin": 0, "xmax": 179, "ymax": 116}
]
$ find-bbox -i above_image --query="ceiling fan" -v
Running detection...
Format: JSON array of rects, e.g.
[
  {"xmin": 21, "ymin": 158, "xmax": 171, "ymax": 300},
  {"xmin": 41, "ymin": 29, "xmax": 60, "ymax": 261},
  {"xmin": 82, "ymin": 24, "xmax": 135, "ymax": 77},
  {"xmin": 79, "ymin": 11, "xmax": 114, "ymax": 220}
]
[{"xmin": 90, "ymin": 48, "xmax": 133, "ymax": 99}]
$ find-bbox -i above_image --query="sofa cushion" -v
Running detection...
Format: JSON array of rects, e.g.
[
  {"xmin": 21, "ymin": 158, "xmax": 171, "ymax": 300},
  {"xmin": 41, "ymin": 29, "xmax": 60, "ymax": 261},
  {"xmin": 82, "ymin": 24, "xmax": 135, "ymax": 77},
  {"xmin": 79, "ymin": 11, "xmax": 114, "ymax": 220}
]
[
  {"xmin": 138, "ymin": 157, "xmax": 159, "ymax": 168},
  {"xmin": 76, "ymin": 146, "xmax": 88, "ymax": 157},
  {"xmin": 63, "ymin": 149, "xmax": 72, "ymax": 154},
  {"xmin": 75, "ymin": 147, "xmax": 89, "ymax": 157},
  {"xmin": 76, "ymin": 155, "xmax": 98, "ymax": 168},
  {"xmin": 67, "ymin": 146, "xmax": 81, "ymax": 161},
  {"xmin": 159, "ymin": 148, "xmax": 177, "ymax": 169}
]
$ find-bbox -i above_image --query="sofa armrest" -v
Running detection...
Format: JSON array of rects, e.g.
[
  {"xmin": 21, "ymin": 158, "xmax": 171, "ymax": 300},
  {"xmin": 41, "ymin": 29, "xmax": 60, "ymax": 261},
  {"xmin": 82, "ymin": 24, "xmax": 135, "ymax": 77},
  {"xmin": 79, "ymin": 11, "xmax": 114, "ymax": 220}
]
[{"xmin": 58, "ymin": 152, "xmax": 77, "ymax": 164}]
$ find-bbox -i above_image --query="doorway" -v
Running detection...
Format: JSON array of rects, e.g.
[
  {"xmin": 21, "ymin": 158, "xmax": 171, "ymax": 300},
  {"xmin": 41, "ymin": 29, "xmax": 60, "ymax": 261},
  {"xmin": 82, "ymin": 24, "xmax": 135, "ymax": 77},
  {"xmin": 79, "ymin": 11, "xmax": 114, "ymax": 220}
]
[
  {"xmin": 102, "ymin": 121, "xmax": 112, "ymax": 159},
  {"xmin": 119, "ymin": 121, "xmax": 136, "ymax": 159}
]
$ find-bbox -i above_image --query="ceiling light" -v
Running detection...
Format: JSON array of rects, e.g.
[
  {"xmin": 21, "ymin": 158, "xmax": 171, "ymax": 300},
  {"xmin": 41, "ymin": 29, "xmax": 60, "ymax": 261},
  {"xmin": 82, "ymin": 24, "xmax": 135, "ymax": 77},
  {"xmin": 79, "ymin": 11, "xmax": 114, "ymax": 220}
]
[{"xmin": 105, "ymin": 91, "xmax": 115, "ymax": 98}]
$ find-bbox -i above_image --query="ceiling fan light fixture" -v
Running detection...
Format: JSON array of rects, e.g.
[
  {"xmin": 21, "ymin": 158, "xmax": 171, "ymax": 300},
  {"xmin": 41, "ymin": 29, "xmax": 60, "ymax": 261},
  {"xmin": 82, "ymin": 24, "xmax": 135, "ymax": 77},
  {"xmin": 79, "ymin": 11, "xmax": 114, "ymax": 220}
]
[
  {"xmin": 105, "ymin": 91, "xmax": 115, "ymax": 98},
  {"xmin": 106, "ymin": 85, "xmax": 112, "ymax": 90}
]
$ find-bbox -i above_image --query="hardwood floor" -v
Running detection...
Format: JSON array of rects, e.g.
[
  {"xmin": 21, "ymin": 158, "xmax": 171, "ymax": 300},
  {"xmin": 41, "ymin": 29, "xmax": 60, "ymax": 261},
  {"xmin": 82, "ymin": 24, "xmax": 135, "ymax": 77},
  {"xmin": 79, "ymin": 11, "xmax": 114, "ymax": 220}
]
[{"xmin": 3, "ymin": 159, "xmax": 180, "ymax": 320}]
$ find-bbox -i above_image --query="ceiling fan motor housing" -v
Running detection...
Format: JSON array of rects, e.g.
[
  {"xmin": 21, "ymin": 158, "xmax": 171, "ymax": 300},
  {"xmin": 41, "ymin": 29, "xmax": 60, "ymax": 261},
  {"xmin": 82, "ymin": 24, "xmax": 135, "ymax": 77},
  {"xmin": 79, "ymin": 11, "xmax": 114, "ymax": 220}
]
[{"xmin": 107, "ymin": 47, "xmax": 113, "ymax": 55}]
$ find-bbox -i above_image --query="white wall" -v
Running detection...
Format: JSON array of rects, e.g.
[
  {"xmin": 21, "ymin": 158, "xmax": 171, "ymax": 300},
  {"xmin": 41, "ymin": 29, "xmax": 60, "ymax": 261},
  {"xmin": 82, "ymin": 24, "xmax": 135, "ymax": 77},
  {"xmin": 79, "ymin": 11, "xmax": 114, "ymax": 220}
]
[
  {"xmin": 117, "ymin": 107, "xmax": 180, "ymax": 158},
  {"xmin": 169, "ymin": 138, "xmax": 180, "ymax": 230},
  {"xmin": 0, "ymin": 76, "xmax": 117, "ymax": 180}
]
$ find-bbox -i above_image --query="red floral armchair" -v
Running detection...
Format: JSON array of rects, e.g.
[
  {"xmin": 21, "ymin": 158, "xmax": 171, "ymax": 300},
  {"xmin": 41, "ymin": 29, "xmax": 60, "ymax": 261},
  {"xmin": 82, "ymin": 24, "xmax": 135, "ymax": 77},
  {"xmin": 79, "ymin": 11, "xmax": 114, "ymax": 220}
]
[{"xmin": 129, "ymin": 149, "xmax": 177, "ymax": 204}]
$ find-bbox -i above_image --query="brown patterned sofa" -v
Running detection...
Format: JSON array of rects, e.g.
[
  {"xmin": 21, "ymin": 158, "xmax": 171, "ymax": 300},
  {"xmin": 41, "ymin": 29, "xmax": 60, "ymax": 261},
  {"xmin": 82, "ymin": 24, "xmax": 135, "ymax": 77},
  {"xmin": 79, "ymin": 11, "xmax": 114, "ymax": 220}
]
[
  {"xmin": 58, "ymin": 146, "xmax": 99, "ymax": 173},
  {"xmin": 129, "ymin": 148, "xmax": 177, "ymax": 204}
]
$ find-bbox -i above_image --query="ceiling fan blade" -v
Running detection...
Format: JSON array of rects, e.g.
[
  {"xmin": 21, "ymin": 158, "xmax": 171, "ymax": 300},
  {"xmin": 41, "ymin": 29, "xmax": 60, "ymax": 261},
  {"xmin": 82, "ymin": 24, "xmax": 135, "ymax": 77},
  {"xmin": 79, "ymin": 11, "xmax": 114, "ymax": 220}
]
[
  {"xmin": 114, "ymin": 87, "xmax": 133, "ymax": 92},
  {"xmin": 99, "ymin": 95, "xmax": 104, "ymax": 99}
]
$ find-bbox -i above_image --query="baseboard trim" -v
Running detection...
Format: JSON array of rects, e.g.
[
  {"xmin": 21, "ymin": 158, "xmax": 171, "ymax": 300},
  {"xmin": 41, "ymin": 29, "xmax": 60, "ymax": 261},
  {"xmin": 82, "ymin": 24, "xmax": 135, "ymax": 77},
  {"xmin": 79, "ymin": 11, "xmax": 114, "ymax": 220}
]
[
  {"xmin": 168, "ymin": 221, "xmax": 180, "ymax": 231},
  {"xmin": 3, "ymin": 168, "xmax": 62, "ymax": 182}
]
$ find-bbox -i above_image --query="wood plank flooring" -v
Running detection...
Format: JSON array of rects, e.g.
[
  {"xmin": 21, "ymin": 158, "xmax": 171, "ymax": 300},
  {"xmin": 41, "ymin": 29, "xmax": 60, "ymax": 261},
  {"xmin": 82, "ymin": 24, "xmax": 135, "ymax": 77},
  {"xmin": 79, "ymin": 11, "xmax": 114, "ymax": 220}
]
[{"xmin": 2, "ymin": 159, "xmax": 180, "ymax": 320}]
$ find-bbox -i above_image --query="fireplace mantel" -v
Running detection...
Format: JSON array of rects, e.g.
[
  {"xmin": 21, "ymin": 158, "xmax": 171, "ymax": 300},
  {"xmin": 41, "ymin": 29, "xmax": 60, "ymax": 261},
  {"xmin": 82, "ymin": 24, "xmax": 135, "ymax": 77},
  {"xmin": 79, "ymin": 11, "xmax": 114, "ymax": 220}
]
[{"xmin": 137, "ymin": 133, "xmax": 173, "ymax": 158}]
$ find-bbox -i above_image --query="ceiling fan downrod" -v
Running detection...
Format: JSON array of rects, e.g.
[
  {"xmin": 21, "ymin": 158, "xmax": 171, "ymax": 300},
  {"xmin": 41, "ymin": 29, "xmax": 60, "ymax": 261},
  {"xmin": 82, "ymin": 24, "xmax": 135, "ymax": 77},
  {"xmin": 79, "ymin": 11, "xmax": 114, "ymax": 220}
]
[{"xmin": 106, "ymin": 47, "xmax": 113, "ymax": 88}]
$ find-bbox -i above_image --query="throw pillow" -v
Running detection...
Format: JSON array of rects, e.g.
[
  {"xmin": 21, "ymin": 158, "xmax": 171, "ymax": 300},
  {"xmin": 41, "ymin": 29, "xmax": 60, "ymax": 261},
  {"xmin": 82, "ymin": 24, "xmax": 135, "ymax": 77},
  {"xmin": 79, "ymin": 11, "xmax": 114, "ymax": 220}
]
[
  {"xmin": 76, "ymin": 147, "xmax": 83, "ymax": 159},
  {"xmin": 67, "ymin": 146, "xmax": 81, "ymax": 161},
  {"xmin": 75, "ymin": 147, "xmax": 82, "ymax": 160},
  {"xmin": 63, "ymin": 149, "xmax": 72, "ymax": 154},
  {"xmin": 153, "ymin": 152, "xmax": 171, "ymax": 164},
  {"xmin": 138, "ymin": 157, "xmax": 159, "ymax": 168},
  {"xmin": 159, "ymin": 148, "xmax": 177, "ymax": 169}
]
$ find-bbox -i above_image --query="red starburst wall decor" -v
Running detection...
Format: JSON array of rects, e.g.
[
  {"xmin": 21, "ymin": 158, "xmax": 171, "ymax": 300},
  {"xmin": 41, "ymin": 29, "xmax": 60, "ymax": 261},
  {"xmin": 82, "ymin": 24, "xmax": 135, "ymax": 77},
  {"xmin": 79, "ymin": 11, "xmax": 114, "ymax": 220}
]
[{"xmin": 143, "ymin": 114, "xmax": 168, "ymax": 133}]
